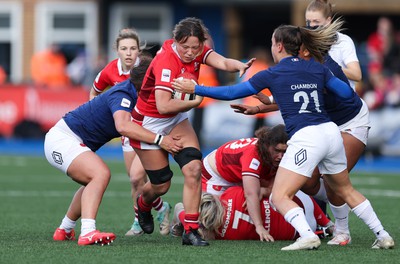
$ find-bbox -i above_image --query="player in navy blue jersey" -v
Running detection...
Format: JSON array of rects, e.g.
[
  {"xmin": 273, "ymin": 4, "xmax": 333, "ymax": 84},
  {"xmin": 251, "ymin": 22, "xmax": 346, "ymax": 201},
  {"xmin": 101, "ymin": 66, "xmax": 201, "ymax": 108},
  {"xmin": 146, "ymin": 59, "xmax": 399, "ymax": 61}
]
[
  {"xmin": 231, "ymin": 42, "xmax": 371, "ymax": 246},
  {"xmin": 172, "ymin": 20, "xmax": 394, "ymax": 250},
  {"xmin": 44, "ymin": 55, "xmax": 182, "ymax": 246}
]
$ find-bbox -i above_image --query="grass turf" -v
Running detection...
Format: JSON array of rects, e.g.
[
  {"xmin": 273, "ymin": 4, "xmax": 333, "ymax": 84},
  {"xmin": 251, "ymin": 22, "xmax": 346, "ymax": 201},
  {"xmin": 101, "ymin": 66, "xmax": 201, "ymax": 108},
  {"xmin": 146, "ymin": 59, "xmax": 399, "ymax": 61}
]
[{"xmin": 0, "ymin": 155, "xmax": 399, "ymax": 264}]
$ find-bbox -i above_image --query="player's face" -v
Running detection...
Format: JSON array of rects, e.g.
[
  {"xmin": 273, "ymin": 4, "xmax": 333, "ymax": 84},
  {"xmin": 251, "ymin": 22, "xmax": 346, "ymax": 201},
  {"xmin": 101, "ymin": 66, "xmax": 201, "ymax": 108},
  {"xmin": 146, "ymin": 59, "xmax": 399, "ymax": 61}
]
[
  {"xmin": 269, "ymin": 143, "xmax": 287, "ymax": 168},
  {"xmin": 176, "ymin": 36, "xmax": 204, "ymax": 63},
  {"xmin": 270, "ymin": 35, "xmax": 279, "ymax": 64},
  {"xmin": 117, "ymin": 38, "xmax": 140, "ymax": 71},
  {"xmin": 305, "ymin": 10, "xmax": 331, "ymax": 28}
]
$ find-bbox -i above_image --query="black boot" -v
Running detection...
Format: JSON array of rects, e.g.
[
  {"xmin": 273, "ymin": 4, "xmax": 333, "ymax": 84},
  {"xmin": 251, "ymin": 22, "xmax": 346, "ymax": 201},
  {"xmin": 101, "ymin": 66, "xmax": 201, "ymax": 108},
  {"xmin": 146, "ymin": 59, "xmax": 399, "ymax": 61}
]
[
  {"xmin": 182, "ymin": 228, "xmax": 209, "ymax": 246},
  {"xmin": 136, "ymin": 195, "xmax": 154, "ymax": 234}
]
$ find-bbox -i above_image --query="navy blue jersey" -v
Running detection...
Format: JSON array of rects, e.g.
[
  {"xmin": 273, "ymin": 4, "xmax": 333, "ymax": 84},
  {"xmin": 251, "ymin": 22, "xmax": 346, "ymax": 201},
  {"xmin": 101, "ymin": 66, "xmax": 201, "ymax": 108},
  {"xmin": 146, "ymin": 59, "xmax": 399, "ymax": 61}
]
[
  {"xmin": 323, "ymin": 56, "xmax": 363, "ymax": 126},
  {"xmin": 249, "ymin": 57, "xmax": 334, "ymax": 138},
  {"xmin": 63, "ymin": 79, "xmax": 137, "ymax": 151}
]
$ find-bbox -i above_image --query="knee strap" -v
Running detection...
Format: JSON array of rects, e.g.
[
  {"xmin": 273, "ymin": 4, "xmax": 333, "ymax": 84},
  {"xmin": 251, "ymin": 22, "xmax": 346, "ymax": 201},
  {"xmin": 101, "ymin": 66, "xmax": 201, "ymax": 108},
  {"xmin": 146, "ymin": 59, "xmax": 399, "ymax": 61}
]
[
  {"xmin": 173, "ymin": 147, "xmax": 202, "ymax": 169},
  {"xmin": 146, "ymin": 165, "xmax": 173, "ymax": 185}
]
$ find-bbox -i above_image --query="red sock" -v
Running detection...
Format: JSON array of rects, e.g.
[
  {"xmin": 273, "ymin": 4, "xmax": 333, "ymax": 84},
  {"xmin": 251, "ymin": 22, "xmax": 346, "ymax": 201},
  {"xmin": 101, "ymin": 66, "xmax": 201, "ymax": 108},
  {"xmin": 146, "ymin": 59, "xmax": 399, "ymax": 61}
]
[
  {"xmin": 311, "ymin": 198, "xmax": 331, "ymax": 226},
  {"xmin": 184, "ymin": 213, "xmax": 200, "ymax": 232},
  {"xmin": 152, "ymin": 197, "xmax": 163, "ymax": 211},
  {"xmin": 178, "ymin": 210, "xmax": 185, "ymax": 224},
  {"xmin": 138, "ymin": 196, "xmax": 152, "ymax": 212}
]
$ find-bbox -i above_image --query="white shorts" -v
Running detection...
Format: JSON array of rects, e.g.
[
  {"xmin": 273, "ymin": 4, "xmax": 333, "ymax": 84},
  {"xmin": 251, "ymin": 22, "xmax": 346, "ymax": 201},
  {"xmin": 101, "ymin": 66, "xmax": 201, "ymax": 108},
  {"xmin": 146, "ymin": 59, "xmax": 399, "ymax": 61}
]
[
  {"xmin": 121, "ymin": 136, "xmax": 134, "ymax": 152},
  {"xmin": 131, "ymin": 111, "xmax": 188, "ymax": 150},
  {"xmin": 338, "ymin": 99, "xmax": 370, "ymax": 145},
  {"xmin": 279, "ymin": 122, "xmax": 347, "ymax": 177},
  {"xmin": 202, "ymin": 151, "xmax": 240, "ymax": 196},
  {"xmin": 44, "ymin": 119, "xmax": 91, "ymax": 174},
  {"xmin": 121, "ymin": 115, "xmax": 135, "ymax": 152}
]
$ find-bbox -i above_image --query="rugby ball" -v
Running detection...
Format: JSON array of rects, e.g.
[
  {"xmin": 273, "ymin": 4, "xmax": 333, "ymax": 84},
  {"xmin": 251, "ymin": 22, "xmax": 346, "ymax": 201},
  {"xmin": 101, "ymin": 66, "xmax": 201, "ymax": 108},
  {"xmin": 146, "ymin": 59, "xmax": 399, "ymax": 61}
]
[{"xmin": 172, "ymin": 72, "xmax": 197, "ymax": 101}]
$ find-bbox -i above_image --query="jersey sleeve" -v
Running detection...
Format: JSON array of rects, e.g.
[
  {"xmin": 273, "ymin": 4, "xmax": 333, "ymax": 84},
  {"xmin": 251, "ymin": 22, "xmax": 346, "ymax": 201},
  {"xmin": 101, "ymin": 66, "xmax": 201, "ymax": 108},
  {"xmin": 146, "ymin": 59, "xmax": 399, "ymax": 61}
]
[
  {"xmin": 107, "ymin": 88, "xmax": 136, "ymax": 114},
  {"xmin": 93, "ymin": 70, "xmax": 111, "ymax": 93},
  {"xmin": 240, "ymin": 148, "xmax": 262, "ymax": 179},
  {"xmin": 340, "ymin": 34, "xmax": 359, "ymax": 65},
  {"xmin": 325, "ymin": 74, "xmax": 353, "ymax": 100},
  {"xmin": 153, "ymin": 56, "xmax": 180, "ymax": 94},
  {"xmin": 195, "ymin": 81, "xmax": 258, "ymax": 100}
]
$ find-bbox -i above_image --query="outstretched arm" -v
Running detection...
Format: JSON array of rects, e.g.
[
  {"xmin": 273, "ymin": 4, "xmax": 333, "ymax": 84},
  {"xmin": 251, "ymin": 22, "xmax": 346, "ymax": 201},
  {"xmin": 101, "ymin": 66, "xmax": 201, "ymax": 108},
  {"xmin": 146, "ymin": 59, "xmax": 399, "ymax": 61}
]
[
  {"xmin": 206, "ymin": 51, "xmax": 255, "ymax": 78},
  {"xmin": 172, "ymin": 79, "xmax": 259, "ymax": 101}
]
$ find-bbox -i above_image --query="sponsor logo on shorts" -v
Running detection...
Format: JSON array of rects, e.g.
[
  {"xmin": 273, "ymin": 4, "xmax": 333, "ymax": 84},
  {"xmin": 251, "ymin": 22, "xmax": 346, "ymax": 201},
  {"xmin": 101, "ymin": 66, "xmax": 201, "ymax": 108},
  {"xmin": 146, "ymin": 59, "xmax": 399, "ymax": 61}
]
[
  {"xmin": 52, "ymin": 151, "xmax": 63, "ymax": 165},
  {"xmin": 294, "ymin": 148, "xmax": 307, "ymax": 166}
]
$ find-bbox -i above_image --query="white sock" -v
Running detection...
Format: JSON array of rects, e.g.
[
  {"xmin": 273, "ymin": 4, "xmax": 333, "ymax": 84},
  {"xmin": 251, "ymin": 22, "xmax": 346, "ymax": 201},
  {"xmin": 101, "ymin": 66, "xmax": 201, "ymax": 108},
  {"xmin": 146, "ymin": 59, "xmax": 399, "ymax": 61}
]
[
  {"xmin": 81, "ymin": 219, "xmax": 96, "ymax": 236},
  {"xmin": 329, "ymin": 203, "xmax": 350, "ymax": 234},
  {"xmin": 284, "ymin": 207, "xmax": 316, "ymax": 238},
  {"xmin": 351, "ymin": 199, "xmax": 389, "ymax": 239},
  {"xmin": 59, "ymin": 215, "xmax": 76, "ymax": 233},
  {"xmin": 313, "ymin": 179, "xmax": 328, "ymax": 203}
]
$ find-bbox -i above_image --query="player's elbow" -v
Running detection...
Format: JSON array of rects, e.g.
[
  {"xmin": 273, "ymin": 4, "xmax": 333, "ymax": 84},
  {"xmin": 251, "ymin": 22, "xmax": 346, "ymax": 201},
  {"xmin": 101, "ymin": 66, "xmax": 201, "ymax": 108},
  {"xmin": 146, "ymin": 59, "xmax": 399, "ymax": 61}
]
[
  {"xmin": 157, "ymin": 105, "xmax": 174, "ymax": 115},
  {"xmin": 115, "ymin": 121, "xmax": 129, "ymax": 136}
]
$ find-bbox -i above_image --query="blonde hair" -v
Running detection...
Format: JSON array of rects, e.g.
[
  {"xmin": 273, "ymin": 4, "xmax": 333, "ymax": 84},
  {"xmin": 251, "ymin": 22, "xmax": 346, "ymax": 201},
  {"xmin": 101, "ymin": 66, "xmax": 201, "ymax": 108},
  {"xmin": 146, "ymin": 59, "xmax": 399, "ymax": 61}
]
[
  {"xmin": 306, "ymin": 0, "xmax": 334, "ymax": 19},
  {"xmin": 198, "ymin": 193, "xmax": 225, "ymax": 240},
  {"xmin": 114, "ymin": 28, "xmax": 146, "ymax": 51},
  {"xmin": 273, "ymin": 18, "xmax": 344, "ymax": 62}
]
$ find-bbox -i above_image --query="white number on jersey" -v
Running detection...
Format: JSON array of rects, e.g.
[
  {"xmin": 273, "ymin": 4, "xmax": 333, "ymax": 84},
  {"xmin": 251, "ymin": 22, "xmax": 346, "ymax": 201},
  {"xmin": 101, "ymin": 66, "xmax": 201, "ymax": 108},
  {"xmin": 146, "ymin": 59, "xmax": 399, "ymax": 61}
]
[
  {"xmin": 294, "ymin": 90, "xmax": 321, "ymax": 113},
  {"xmin": 232, "ymin": 210, "xmax": 253, "ymax": 229}
]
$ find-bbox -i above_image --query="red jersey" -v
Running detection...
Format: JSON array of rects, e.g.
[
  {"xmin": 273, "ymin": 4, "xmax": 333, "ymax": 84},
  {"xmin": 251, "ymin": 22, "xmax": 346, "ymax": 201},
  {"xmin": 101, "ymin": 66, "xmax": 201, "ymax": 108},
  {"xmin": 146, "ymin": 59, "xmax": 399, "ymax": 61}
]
[
  {"xmin": 215, "ymin": 138, "xmax": 275, "ymax": 183},
  {"xmin": 92, "ymin": 58, "xmax": 130, "ymax": 93},
  {"xmin": 216, "ymin": 186, "xmax": 298, "ymax": 240},
  {"xmin": 135, "ymin": 39, "xmax": 213, "ymax": 118}
]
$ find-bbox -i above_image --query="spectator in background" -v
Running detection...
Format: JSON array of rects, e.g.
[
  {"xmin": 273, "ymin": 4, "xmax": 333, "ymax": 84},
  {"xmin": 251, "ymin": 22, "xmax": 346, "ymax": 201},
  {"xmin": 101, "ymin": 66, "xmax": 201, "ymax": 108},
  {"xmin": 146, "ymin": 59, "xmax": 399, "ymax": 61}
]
[
  {"xmin": 30, "ymin": 43, "xmax": 70, "ymax": 89},
  {"xmin": 240, "ymin": 47, "xmax": 274, "ymax": 133},
  {"xmin": 67, "ymin": 50, "xmax": 89, "ymax": 86},
  {"xmin": 0, "ymin": 65, "xmax": 6, "ymax": 85},
  {"xmin": 364, "ymin": 16, "xmax": 400, "ymax": 110},
  {"xmin": 192, "ymin": 35, "xmax": 219, "ymax": 148},
  {"xmin": 367, "ymin": 16, "xmax": 400, "ymax": 76}
]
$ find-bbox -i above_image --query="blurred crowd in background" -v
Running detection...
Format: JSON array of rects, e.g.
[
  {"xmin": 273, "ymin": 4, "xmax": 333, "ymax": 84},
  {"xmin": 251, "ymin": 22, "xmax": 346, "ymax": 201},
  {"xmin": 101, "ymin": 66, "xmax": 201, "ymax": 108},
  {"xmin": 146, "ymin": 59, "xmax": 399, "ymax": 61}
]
[
  {"xmin": 1, "ymin": 12, "xmax": 400, "ymax": 156},
  {"xmin": 1, "ymin": 16, "xmax": 400, "ymax": 110}
]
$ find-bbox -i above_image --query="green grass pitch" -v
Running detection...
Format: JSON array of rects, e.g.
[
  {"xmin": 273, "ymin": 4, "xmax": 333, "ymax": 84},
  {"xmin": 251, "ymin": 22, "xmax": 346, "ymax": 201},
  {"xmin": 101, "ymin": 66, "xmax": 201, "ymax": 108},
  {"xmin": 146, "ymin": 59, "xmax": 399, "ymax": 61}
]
[{"xmin": 0, "ymin": 155, "xmax": 398, "ymax": 264}]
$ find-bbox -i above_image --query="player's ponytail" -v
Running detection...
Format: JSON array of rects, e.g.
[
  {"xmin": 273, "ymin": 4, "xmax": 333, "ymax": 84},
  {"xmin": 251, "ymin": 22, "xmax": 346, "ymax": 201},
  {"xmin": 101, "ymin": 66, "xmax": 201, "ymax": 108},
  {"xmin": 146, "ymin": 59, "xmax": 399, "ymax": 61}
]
[{"xmin": 300, "ymin": 18, "xmax": 344, "ymax": 62}]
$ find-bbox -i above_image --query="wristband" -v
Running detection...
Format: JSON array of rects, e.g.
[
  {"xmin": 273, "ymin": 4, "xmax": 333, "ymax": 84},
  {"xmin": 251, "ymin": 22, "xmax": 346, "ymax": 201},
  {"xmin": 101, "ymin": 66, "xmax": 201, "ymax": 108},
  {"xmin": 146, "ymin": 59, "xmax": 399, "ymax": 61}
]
[
  {"xmin": 158, "ymin": 135, "xmax": 164, "ymax": 146},
  {"xmin": 154, "ymin": 134, "xmax": 163, "ymax": 145}
]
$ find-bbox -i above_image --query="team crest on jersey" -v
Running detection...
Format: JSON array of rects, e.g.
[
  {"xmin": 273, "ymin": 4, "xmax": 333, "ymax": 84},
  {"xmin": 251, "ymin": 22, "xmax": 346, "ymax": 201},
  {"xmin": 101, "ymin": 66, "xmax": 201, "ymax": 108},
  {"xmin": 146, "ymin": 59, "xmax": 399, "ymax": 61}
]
[
  {"xmin": 121, "ymin": 98, "xmax": 131, "ymax": 108},
  {"xmin": 294, "ymin": 148, "xmax": 307, "ymax": 166},
  {"xmin": 52, "ymin": 151, "xmax": 63, "ymax": 165},
  {"xmin": 291, "ymin": 58, "xmax": 299, "ymax": 62},
  {"xmin": 249, "ymin": 158, "xmax": 260, "ymax": 170},
  {"xmin": 194, "ymin": 62, "xmax": 200, "ymax": 72},
  {"xmin": 161, "ymin": 69, "xmax": 171, "ymax": 82}
]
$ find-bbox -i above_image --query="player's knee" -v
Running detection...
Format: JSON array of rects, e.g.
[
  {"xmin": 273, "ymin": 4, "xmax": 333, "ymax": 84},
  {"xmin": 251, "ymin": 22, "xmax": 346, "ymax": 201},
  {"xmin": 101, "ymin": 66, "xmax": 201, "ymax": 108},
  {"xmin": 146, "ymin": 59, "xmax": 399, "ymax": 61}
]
[
  {"xmin": 145, "ymin": 165, "xmax": 173, "ymax": 185},
  {"xmin": 173, "ymin": 147, "xmax": 202, "ymax": 169},
  {"xmin": 131, "ymin": 176, "xmax": 146, "ymax": 189},
  {"xmin": 153, "ymin": 181, "xmax": 171, "ymax": 196}
]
